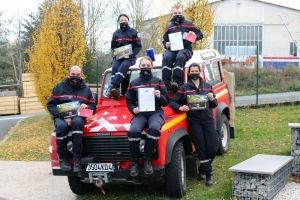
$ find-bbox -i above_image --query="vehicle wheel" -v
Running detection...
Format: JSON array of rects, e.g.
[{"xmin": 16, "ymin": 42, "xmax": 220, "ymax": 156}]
[
  {"xmin": 217, "ymin": 114, "xmax": 230, "ymax": 155},
  {"xmin": 68, "ymin": 176, "xmax": 90, "ymax": 195},
  {"xmin": 165, "ymin": 141, "xmax": 186, "ymax": 198}
]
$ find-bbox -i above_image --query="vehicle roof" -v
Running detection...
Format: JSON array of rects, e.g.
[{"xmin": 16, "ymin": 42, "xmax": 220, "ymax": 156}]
[{"xmin": 104, "ymin": 49, "xmax": 220, "ymax": 72}]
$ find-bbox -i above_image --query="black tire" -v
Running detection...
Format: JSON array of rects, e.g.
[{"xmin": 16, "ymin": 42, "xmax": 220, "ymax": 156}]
[
  {"xmin": 68, "ymin": 176, "xmax": 90, "ymax": 195},
  {"xmin": 217, "ymin": 114, "xmax": 230, "ymax": 155},
  {"xmin": 165, "ymin": 141, "xmax": 186, "ymax": 198}
]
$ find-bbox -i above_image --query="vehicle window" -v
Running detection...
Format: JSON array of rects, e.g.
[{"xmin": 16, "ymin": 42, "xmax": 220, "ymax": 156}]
[
  {"xmin": 102, "ymin": 72, "xmax": 112, "ymax": 97},
  {"xmin": 204, "ymin": 62, "xmax": 222, "ymax": 86},
  {"xmin": 102, "ymin": 68, "xmax": 163, "ymax": 97}
]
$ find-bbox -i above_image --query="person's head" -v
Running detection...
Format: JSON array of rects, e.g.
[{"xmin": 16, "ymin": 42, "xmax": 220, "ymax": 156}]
[
  {"xmin": 139, "ymin": 56, "xmax": 153, "ymax": 76},
  {"xmin": 188, "ymin": 63, "xmax": 201, "ymax": 81},
  {"xmin": 171, "ymin": 6, "xmax": 185, "ymax": 23},
  {"xmin": 118, "ymin": 14, "xmax": 129, "ymax": 30},
  {"xmin": 68, "ymin": 65, "xmax": 82, "ymax": 86}
]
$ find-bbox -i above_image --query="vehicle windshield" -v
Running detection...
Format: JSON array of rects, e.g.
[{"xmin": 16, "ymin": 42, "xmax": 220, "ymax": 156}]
[{"xmin": 102, "ymin": 68, "xmax": 162, "ymax": 98}]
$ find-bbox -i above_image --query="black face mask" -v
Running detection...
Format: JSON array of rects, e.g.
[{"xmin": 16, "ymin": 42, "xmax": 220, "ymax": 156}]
[
  {"xmin": 120, "ymin": 22, "xmax": 128, "ymax": 30},
  {"xmin": 69, "ymin": 76, "xmax": 81, "ymax": 86},
  {"xmin": 189, "ymin": 74, "xmax": 200, "ymax": 80},
  {"xmin": 140, "ymin": 68, "xmax": 152, "ymax": 76},
  {"xmin": 172, "ymin": 15, "xmax": 184, "ymax": 23}
]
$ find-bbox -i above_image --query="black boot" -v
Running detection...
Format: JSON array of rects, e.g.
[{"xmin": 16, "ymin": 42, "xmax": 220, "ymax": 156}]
[
  {"xmin": 171, "ymin": 80, "xmax": 183, "ymax": 93},
  {"xmin": 143, "ymin": 154, "xmax": 153, "ymax": 174},
  {"xmin": 59, "ymin": 155, "xmax": 72, "ymax": 171},
  {"xmin": 130, "ymin": 160, "xmax": 139, "ymax": 177},
  {"xmin": 163, "ymin": 80, "xmax": 171, "ymax": 94},
  {"xmin": 170, "ymin": 82, "xmax": 178, "ymax": 92},
  {"xmin": 197, "ymin": 166, "xmax": 205, "ymax": 181},
  {"xmin": 111, "ymin": 87, "xmax": 120, "ymax": 100},
  {"xmin": 105, "ymin": 84, "xmax": 116, "ymax": 98},
  {"xmin": 73, "ymin": 153, "xmax": 82, "ymax": 172},
  {"xmin": 205, "ymin": 172, "xmax": 214, "ymax": 186}
]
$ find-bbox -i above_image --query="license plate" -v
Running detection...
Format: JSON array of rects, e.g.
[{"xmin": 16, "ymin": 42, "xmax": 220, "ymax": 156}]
[{"xmin": 86, "ymin": 163, "xmax": 115, "ymax": 172}]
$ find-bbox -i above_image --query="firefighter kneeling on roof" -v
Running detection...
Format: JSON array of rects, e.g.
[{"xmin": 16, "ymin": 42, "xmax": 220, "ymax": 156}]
[{"xmin": 125, "ymin": 56, "xmax": 169, "ymax": 176}]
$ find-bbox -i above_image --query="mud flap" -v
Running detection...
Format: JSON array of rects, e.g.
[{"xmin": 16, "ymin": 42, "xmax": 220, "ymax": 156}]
[{"xmin": 186, "ymin": 153, "xmax": 197, "ymax": 178}]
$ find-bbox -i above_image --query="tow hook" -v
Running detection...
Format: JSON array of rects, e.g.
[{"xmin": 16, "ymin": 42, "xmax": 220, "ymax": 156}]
[{"xmin": 96, "ymin": 176, "xmax": 106, "ymax": 195}]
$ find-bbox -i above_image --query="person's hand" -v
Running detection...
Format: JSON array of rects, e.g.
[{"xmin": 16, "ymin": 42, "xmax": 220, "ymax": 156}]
[
  {"xmin": 179, "ymin": 105, "xmax": 189, "ymax": 112},
  {"xmin": 154, "ymin": 90, "xmax": 161, "ymax": 99},
  {"xmin": 64, "ymin": 118, "xmax": 72, "ymax": 126},
  {"xmin": 80, "ymin": 103, "xmax": 88, "ymax": 111},
  {"xmin": 113, "ymin": 52, "xmax": 118, "ymax": 56},
  {"xmin": 133, "ymin": 107, "xmax": 140, "ymax": 114},
  {"xmin": 188, "ymin": 31, "xmax": 196, "ymax": 36},
  {"xmin": 207, "ymin": 92, "xmax": 214, "ymax": 101},
  {"xmin": 124, "ymin": 55, "xmax": 129, "ymax": 59},
  {"xmin": 166, "ymin": 42, "xmax": 171, "ymax": 49}
]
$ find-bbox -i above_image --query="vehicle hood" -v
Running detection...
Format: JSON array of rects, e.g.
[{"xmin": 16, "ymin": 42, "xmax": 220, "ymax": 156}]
[{"xmin": 84, "ymin": 106, "xmax": 132, "ymax": 133}]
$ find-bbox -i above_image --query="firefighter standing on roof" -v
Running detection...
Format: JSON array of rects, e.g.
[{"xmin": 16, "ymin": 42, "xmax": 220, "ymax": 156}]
[
  {"xmin": 105, "ymin": 14, "xmax": 142, "ymax": 100},
  {"xmin": 169, "ymin": 63, "xmax": 218, "ymax": 186},
  {"xmin": 126, "ymin": 57, "xmax": 169, "ymax": 177}
]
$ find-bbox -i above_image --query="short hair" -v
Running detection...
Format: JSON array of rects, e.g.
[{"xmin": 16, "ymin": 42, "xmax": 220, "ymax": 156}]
[
  {"xmin": 139, "ymin": 56, "xmax": 153, "ymax": 67},
  {"xmin": 118, "ymin": 14, "xmax": 129, "ymax": 21},
  {"xmin": 172, "ymin": 5, "xmax": 184, "ymax": 14},
  {"xmin": 188, "ymin": 63, "xmax": 201, "ymax": 73}
]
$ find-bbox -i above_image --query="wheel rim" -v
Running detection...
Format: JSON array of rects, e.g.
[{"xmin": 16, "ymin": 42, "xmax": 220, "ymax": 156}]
[{"xmin": 221, "ymin": 123, "xmax": 228, "ymax": 148}]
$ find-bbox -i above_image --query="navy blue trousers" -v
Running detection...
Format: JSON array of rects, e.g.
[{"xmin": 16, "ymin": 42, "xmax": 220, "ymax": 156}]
[
  {"xmin": 128, "ymin": 111, "xmax": 164, "ymax": 160},
  {"xmin": 54, "ymin": 116, "xmax": 84, "ymax": 155},
  {"xmin": 162, "ymin": 49, "xmax": 192, "ymax": 82},
  {"xmin": 188, "ymin": 120, "xmax": 218, "ymax": 173},
  {"xmin": 111, "ymin": 58, "xmax": 136, "ymax": 87}
]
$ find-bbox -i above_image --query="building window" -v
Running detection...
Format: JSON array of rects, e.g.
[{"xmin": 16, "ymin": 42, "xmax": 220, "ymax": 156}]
[
  {"xmin": 290, "ymin": 42, "xmax": 297, "ymax": 56},
  {"xmin": 213, "ymin": 25, "xmax": 262, "ymax": 56}
]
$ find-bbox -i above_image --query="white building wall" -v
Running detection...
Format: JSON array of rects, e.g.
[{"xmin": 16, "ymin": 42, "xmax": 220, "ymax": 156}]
[{"xmin": 211, "ymin": 0, "xmax": 300, "ymax": 58}]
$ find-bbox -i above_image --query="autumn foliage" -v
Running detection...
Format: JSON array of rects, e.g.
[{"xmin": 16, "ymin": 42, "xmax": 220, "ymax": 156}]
[{"xmin": 25, "ymin": 0, "xmax": 86, "ymax": 108}]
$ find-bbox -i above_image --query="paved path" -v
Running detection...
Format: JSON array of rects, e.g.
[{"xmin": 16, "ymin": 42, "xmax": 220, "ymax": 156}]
[
  {"xmin": 0, "ymin": 161, "xmax": 76, "ymax": 200},
  {"xmin": 0, "ymin": 113, "xmax": 46, "ymax": 141},
  {"xmin": 236, "ymin": 91, "xmax": 300, "ymax": 107}
]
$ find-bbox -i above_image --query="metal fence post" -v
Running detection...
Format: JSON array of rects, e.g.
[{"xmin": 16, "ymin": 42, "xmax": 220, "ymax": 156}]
[
  {"xmin": 96, "ymin": 59, "xmax": 99, "ymax": 95},
  {"xmin": 256, "ymin": 44, "xmax": 259, "ymax": 104}
]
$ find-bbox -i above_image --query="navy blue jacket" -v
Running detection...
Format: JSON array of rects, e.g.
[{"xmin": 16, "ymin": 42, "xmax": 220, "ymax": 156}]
[
  {"xmin": 169, "ymin": 78, "xmax": 217, "ymax": 123},
  {"xmin": 162, "ymin": 19, "xmax": 203, "ymax": 52},
  {"xmin": 126, "ymin": 74, "xmax": 169, "ymax": 115},
  {"xmin": 47, "ymin": 78, "xmax": 96, "ymax": 119},
  {"xmin": 111, "ymin": 26, "xmax": 142, "ymax": 58}
]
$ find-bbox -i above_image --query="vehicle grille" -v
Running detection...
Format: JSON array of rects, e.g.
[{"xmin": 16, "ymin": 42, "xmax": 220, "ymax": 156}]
[{"xmin": 82, "ymin": 136, "xmax": 131, "ymax": 162}]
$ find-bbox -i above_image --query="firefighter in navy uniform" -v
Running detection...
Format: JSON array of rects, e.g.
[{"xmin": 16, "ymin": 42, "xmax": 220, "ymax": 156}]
[
  {"xmin": 47, "ymin": 66, "xmax": 96, "ymax": 172},
  {"xmin": 126, "ymin": 57, "xmax": 169, "ymax": 177},
  {"xmin": 162, "ymin": 5, "xmax": 203, "ymax": 93},
  {"xmin": 105, "ymin": 14, "xmax": 142, "ymax": 100},
  {"xmin": 169, "ymin": 63, "xmax": 218, "ymax": 186}
]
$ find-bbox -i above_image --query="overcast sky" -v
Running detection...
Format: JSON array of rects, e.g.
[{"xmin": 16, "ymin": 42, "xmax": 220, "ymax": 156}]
[{"xmin": 0, "ymin": 0, "xmax": 299, "ymax": 19}]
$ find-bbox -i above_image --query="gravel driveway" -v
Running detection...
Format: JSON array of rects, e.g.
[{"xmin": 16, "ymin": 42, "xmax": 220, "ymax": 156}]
[{"xmin": 0, "ymin": 161, "xmax": 76, "ymax": 200}]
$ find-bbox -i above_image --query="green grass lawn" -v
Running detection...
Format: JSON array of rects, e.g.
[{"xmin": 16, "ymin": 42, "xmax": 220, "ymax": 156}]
[{"xmin": 0, "ymin": 105, "xmax": 298, "ymax": 199}]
